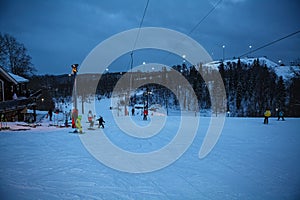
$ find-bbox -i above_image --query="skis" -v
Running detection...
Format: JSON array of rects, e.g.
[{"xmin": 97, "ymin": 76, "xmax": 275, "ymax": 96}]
[
  {"xmin": 69, "ymin": 130, "xmax": 85, "ymax": 134},
  {"xmin": 69, "ymin": 126, "xmax": 99, "ymax": 134},
  {"xmin": 9, "ymin": 127, "xmax": 31, "ymax": 131}
]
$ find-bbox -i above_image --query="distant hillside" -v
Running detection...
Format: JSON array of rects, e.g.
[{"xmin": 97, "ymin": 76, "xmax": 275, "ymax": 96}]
[{"xmin": 205, "ymin": 57, "xmax": 300, "ymax": 81}]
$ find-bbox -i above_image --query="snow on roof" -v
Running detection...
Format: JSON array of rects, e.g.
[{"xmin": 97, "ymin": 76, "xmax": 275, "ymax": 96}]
[{"xmin": 8, "ymin": 72, "xmax": 29, "ymax": 83}]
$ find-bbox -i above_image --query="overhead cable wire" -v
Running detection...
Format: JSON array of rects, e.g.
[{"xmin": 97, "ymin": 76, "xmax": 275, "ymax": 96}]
[
  {"xmin": 239, "ymin": 29, "xmax": 300, "ymax": 58},
  {"xmin": 128, "ymin": 0, "xmax": 150, "ymax": 91},
  {"xmin": 130, "ymin": 0, "xmax": 150, "ymax": 68},
  {"xmin": 188, "ymin": 0, "xmax": 223, "ymax": 35},
  {"xmin": 161, "ymin": 0, "xmax": 223, "ymax": 64}
]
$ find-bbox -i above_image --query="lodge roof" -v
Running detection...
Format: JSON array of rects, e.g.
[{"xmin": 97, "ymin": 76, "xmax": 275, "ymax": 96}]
[{"xmin": 0, "ymin": 66, "xmax": 29, "ymax": 84}]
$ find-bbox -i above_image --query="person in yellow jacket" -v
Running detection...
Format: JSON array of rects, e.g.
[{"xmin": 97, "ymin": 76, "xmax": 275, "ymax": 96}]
[
  {"xmin": 76, "ymin": 115, "xmax": 83, "ymax": 133},
  {"xmin": 264, "ymin": 108, "xmax": 271, "ymax": 124}
]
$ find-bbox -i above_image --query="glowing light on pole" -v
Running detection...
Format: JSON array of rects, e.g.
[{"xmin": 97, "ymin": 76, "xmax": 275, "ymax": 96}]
[
  {"xmin": 249, "ymin": 45, "xmax": 252, "ymax": 57},
  {"xmin": 71, "ymin": 64, "xmax": 78, "ymax": 110},
  {"xmin": 222, "ymin": 45, "xmax": 225, "ymax": 61}
]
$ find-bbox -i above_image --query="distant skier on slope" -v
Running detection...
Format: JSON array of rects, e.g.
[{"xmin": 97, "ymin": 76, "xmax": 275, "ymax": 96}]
[
  {"xmin": 48, "ymin": 108, "xmax": 53, "ymax": 121},
  {"xmin": 87, "ymin": 110, "xmax": 94, "ymax": 128},
  {"xmin": 278, "ymin": 110, "xmax": 285, "ymax": 121},
  {"xmin": 97, "ymin": 116, "xmax": 105, "ymax": 129},
  {"xmin": 264, "ymin": 108, "xmax": 271, "ymax": 124}
]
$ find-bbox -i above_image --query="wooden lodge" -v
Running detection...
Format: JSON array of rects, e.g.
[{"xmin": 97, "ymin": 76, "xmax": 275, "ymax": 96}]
[{"xmin": 0, "ymin": 67, "xmax": 41, "ymax": 123}]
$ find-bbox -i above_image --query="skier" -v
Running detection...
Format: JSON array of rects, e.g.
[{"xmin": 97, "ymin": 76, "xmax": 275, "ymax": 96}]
[
  {"xmin": 0, "ymin": 113, "xmax": 4, "ymax": 129},
  {"xmin": 264, "ymin": 108, "xmax": 271, "ymax": 124},
  {"xmin": 48, "ymin": 108, "xmax": 53, "ymax": 121},
  {"xmin": 278, "ymin": 110, "xmax": 285, "ymax": 121},
  {"xmin": 75, "ymin": 115, "xmax": 83, "ymax": 133},
  {"xmin": 97, "ymin": 116, "xmax": 105, "ymax": 128},
  {"xmin": 143, "ymin": 109, "xmax": 148, "ymax": 120},
  {"xmin": 87, "ymin": 110, "xmax": 94, "ymax": 128}
]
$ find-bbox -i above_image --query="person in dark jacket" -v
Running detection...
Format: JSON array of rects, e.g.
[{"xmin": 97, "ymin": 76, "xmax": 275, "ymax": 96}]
[
  {"xmin": 48, "ymin": 108, "xmax": 53, "ymax": 121},
  {"xmin": 278, "ymin": 110, "xmax": 285, "ymax": 121},
  {"xmin": 97, "ymin": 116, "xmax": 105, "ymax": 128}
]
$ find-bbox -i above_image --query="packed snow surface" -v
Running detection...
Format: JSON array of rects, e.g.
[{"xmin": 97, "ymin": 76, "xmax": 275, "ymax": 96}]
[{"xmin": 1, "ymin": 99, "xmax": 300, "ymax": 199}]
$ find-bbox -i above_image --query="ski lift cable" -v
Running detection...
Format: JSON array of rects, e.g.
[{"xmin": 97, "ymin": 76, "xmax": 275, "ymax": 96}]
[
  {"xmin": 126, "ymin": 0, "xmax": 149, "ymax": 93},
  {"xmin": 188, "ymin": 0, "xmax": 223, "ymax": 35},
  {"xmin": 239, "ymin": 29, "xmax": 300, "ymax": 58},
  {"xmin": 160, "ymin": 0, "xmax": 223, "ymax": 65},
  {"xmin": 127, "ymin": 0, "xmax": 222, "ymax": 70},
  {"xmin": 130, "ymin": 0, "xmax": 150, "ymax": 69}
]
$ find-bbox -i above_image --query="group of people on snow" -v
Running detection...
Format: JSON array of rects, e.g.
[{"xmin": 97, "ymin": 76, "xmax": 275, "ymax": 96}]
[
  {"xmin": 263, "ymin": 108, "xmax": 285, "ymax": 124},
  {"xmin": 71, "ymin": 109, "xmax": 105, "ymax": 133},
  {"xmin": 49, "ymin": 104, "xmax": 285, "ymax": 133},
  {"xmin": 87, "ymin": 110, "xmax": 105, "ymax": 129},
  {"xmin": 72, "ymin": 107, "xmax": 283, "ymax": 132}
]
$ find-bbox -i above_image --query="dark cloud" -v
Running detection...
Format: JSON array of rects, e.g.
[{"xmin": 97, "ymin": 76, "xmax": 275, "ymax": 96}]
[{"xmin": 0, "ymin": 0, "xmax": 299, "ymax": 74}]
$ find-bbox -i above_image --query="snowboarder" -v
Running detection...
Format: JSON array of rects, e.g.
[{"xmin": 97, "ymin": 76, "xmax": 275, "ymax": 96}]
[
  {"xmin": 264, "ymin": 108, "xmax": 271, "ymax": 124},
  {"xmin": 97, "ymin": 116, "xmax": 105, "ymax": 128},
  {"xmin": 87, "ymin": 110, "xmax": 94, "ymax": 128},
  {"xmin": 278, "ymin": 110, "xmax": 285, "ymax": 121},
  {"xmin": 76, "ymin": 115, "xmax": 83, "ymax": 133}
]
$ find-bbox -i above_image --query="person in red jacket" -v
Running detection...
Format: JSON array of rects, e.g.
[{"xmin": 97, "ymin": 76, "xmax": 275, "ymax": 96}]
[{"xmin": 71, "ymin": 108, "xmax": 78, "ymax": 128}]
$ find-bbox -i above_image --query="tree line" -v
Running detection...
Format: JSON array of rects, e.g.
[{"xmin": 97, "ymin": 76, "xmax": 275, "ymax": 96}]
[
  {"xmin": 1, "ymin": 33, "xmax": 299, "ymax": 116},
  {"xmin": 185, "ymin": 59, "xmax": 300, "ymax": 117},
  {"xmin": 16, "ymin": 61, "xmax": 300, "ymax": 117}
]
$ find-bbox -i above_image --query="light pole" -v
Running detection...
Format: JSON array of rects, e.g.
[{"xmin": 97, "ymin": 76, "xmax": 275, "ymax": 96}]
[
  {"xmin": 143, "ymin": 87, "xmax": 151, "ymax": 120},
  {"xmin": 68, "ymin": 74, "xmax": 72, "ymax": 95},
  {"xmin": 142, "ymin": 61, "xmax": 146, "ymax": 72},
  {"xmin": 249, "ymin": 45, "xmax": 252, "ymax": 57},
  {"xmin": 71, "ymin": 64, "xmax": 78, "ymax": 110},
  {"xmin": 182, "ymin": 54, "xmax": 186, "ymax": 63},
  {"xmin": 222, "ymin": 45, "xmax": 225, "ymax": 61}
]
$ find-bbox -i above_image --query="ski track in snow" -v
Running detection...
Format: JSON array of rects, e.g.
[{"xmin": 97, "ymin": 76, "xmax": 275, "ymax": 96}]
[{"xmin": 0, "ymin": 111, "xmax": 300, "ymax": 199}]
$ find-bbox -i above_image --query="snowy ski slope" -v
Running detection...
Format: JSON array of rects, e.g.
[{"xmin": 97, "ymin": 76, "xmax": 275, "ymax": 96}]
[{"xmin": 0, "ymin": 99, "xmax": 299, "ymax": 199}]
